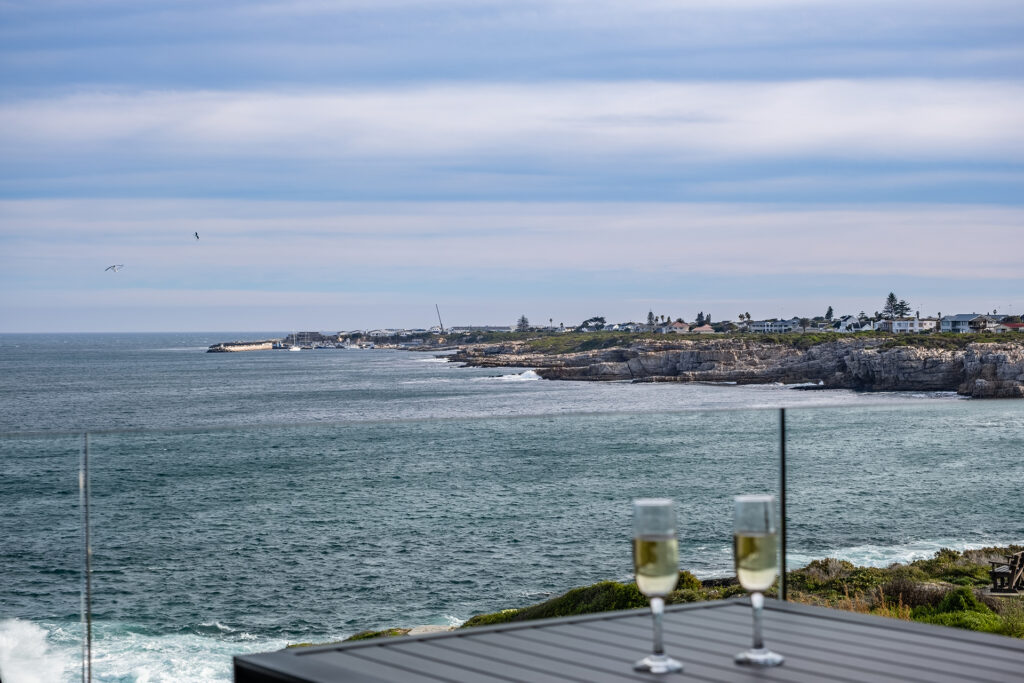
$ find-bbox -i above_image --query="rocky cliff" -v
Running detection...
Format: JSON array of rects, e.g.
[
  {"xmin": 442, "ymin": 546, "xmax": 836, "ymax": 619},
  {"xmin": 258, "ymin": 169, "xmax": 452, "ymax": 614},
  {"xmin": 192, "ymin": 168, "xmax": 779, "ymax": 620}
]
[{"xmin": 447, "ymin": 338, "xmax": 1024, "ymax": 398}]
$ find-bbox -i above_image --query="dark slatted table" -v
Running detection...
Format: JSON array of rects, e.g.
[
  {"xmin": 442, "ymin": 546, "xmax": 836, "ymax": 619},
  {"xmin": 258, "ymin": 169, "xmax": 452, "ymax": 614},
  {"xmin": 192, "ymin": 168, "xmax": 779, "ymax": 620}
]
[{"xmin": 234, "ymin": 598, "xmax": 1024, "ymax": 682}]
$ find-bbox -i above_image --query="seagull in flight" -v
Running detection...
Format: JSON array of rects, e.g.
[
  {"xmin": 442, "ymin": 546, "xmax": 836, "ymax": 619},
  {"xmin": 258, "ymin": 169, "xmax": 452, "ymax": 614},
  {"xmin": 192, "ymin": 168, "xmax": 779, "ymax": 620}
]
[
  {"xmin": 194, "ymin": 232, "xmax": 200, "ymax": 240},
  {"xmin": 105, "ymin": 264, "xmax": 124, "ymax": 272}
]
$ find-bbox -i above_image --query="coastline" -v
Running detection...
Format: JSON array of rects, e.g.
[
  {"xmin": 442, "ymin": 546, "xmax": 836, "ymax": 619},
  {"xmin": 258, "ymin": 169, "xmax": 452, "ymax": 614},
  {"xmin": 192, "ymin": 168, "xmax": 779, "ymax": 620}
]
[
  {"xmin": 444, "ymin": 335, "xmax": 1024, "ymax": 398},
  {"xmin": 303, "ymin": 545, "xmax": 1024, "ymax": 647}
]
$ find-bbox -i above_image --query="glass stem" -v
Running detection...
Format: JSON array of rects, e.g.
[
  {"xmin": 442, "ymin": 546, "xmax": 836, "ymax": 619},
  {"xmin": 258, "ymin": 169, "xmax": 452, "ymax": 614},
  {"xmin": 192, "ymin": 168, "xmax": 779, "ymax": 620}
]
[
  {"xmin": 751, "ymin": 591, "xmax": 765, "ymax": 650},
  {"xmin": 650, "ymin": 596, "xmax": 665, "ymax": 656}
]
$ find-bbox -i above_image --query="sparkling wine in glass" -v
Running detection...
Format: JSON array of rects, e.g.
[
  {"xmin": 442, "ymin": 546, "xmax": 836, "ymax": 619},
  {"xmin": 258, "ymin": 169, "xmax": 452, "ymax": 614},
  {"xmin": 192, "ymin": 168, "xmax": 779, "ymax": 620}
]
[
  {"xmin": 733, "ymin": 494, "xmax": 784, "ymax": 667},
  {"xmin": 632, "ymin": 498, "xmax": 683, "ymax": 674}
]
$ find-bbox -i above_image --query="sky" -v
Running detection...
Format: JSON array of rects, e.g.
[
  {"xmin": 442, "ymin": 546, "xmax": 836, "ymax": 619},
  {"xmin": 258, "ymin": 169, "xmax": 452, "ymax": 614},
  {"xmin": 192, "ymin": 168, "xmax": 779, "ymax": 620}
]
[{"xmin": 1, "ymin": 0, "xmax": 1022, "ymax": 332}]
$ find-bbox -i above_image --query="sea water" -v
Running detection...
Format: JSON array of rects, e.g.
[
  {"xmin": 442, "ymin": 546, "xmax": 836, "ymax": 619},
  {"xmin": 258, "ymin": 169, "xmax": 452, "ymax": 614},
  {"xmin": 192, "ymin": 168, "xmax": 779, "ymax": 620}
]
[{"xmin": 1, "ymin": 333, "xmax": 1022, "ymax": 682}]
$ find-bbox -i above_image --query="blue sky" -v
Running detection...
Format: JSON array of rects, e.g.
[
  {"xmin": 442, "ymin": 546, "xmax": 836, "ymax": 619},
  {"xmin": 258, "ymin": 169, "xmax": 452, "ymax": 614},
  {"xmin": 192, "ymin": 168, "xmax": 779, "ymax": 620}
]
[{"xmin": 1, "ymin": 0, "xmax": 1022, "ymax": 332}]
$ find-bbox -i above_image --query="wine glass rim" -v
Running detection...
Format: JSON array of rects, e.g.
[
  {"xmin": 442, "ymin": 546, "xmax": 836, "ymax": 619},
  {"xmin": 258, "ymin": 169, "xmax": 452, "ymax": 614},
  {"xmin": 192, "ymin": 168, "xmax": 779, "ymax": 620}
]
[
  {"xmin": 633, "ymin": 497, "xmax": 674, "ymax": 506},
  {"xmin": 734, "ymin": 494, "xmax": 774, "ymax": 503}
]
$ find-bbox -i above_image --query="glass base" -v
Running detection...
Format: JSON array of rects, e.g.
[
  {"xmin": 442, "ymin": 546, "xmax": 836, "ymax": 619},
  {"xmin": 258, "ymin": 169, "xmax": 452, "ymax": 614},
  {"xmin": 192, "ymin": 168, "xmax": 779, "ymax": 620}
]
[
  {"xmin": 634, "ymin": 653, "xmax": 684, "ymax": 674},
  {"xmin": 735, "ymin": 647, "xmax": 785, "ymax": 667}
]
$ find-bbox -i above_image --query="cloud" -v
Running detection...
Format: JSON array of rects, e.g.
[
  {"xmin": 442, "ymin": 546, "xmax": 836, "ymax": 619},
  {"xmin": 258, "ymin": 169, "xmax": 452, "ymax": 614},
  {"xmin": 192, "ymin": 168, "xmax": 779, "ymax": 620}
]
[
  {"xmin": 3, "ymin": 80, "xmax": 1021, "ymax": 164},
  {"xmin": 2, "ymin": 79, "xmax": 1021, "ymax": 206},
  {"xmin": 3, "ymin": 199, "xmax": 1022, "ymax": 282}
]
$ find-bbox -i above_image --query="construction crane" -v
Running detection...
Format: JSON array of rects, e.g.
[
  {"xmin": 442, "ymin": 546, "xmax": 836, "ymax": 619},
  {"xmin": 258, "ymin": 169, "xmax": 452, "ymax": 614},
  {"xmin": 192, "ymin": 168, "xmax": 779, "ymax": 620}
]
[{"xmin": 435, "ymin": 304, "xmax": 445, "ymax": 334}]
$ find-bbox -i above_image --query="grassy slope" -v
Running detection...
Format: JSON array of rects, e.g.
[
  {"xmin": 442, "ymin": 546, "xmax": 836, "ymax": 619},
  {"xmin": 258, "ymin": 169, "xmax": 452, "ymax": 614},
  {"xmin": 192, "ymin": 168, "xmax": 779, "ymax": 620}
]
[
  {"xmin": 454, "ymin": 547, "xmax": 1024, "ymax": 638},
  {"xmin": 328, "ymin": 547, "xmax": 1022, "ymax": 644},
  {"xmin": 513, "ymin": 331, "xmax": 1022, "ymax": 355}
]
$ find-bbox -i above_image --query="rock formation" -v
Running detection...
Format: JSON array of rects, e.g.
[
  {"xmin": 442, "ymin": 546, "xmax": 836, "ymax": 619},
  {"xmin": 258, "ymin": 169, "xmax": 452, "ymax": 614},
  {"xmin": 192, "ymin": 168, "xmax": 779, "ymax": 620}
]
[{"xmin": 447, "ymin": 338, "xmax": 1024, "ymax": 398}]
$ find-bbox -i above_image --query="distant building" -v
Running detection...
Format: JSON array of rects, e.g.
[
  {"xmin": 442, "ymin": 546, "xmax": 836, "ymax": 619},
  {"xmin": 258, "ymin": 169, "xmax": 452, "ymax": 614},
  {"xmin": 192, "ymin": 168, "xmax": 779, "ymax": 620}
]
[
  {"xmin": 940, "ymin": 314, "xmax": 998, "ymax": 333},
  {"xmin": 689, "ymin": 324, "xmax": 716, "ymax": 334},
  {"xmin": 749, "ymin": 318, "xmax": 801, "ymax": 333},
  {"xmin": 995, "ymin": 322, "xmax": 1024, "ymax": 333},
  {"xmin": 449, "ymin": 325, "xmax": 515, "ymax": 333},
  {"xmin": 890, "ymin": 317, "xmax": 938, "ymax": 334},
  {"xmin": 831, "ymin": 315, "xmax": 863, "ymax": 333},
  {"xmin": 667, "ymin": 321, "xmax": 691, "ymax": 333},
  {"xmin": 294, "ymin": 331, "xmax": 328, "ymax": 344}
]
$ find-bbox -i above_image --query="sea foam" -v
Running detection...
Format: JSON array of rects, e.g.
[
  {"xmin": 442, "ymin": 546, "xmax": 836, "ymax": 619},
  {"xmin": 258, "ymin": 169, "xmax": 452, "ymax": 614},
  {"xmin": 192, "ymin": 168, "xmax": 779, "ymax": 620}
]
[
  {"xmin": 494, "ymin": 370, "xmax": 541, "ymax": 381},
  {"xmin": 0, "ymin": 619, "xmax": 74, "ymax": 683},
  {"xmin": 788, "ymin": 538, "xmax": 1024, "ymax": 570}
]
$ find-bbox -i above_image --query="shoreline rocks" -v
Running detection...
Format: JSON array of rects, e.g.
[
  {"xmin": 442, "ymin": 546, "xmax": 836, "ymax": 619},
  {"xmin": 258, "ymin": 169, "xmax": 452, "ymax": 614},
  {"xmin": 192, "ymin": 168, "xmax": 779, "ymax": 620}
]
[{"xmin": 447, "ymin": 338, "xmax": 1024, "ymax": 398}]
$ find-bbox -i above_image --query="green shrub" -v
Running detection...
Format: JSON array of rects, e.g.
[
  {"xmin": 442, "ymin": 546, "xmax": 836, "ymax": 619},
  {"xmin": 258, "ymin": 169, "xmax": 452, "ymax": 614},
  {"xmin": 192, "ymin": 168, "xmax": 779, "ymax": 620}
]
[
  {"xmin": 936, "ymin": 586, "xmax": 987, "ymax": 614},
  {"xmin": 918, "ymin": 610, "xmax": 1003, "ymax": 633},
  {"xmin": 879, "ymin": 577, "xmax": 947, "ymax": 610},
  {"xmin": 676, "ymin": 570, "xmax": 702, "ymax": 592},
  {"xmin": 910, "ymin": 586, "xmax": 1004, "ymax": 633},
  {"xmin": 459, "ymin": 609, "xmax": 521, "ymax": 628},
  {"xmin": 717, "ymin": 583, "xmax": 748, "ymax": 599},
  {"xmin": 910, "ymin": 548, "xmax": 990, "ymax": 585},
  {"xmin": 991, "ymin": 599, "xmax": 1024, "ymax": 638},
  {"xmin": 461, "ymin": 580, "xmax": 648, "ymax": 629},
  {"xmin": 344, "ymin": 628, "xmax": 411, "ymax": 642},
  {"xmin": 788, "ymin": 559, "xmax": 886, "ymax": 598},
  {"xmin": 789, "ymin": 558, "xmax": 855, "ymax": 591},
  {"xmin": 667, "ymin": 588, "xmax": 703, "ymax": 604}
]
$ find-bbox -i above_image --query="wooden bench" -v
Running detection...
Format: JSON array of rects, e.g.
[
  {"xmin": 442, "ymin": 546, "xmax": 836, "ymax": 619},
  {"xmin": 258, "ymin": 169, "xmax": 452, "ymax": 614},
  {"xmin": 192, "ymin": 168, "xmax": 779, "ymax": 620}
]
[{"xmin": 989, "ymin": 550, "xmax": 1024, "ymax": 593}]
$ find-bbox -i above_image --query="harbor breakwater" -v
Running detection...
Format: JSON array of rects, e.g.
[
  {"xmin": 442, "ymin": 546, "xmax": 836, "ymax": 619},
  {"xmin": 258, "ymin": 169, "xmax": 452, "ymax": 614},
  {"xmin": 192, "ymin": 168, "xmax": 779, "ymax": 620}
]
[
  {"xmin": 207, "ymin": 341, "xmax": 273, "ymax": 352},
  {"xmin": 448, "ymin": 338, "xmax": 1024, "ymax": 398}
]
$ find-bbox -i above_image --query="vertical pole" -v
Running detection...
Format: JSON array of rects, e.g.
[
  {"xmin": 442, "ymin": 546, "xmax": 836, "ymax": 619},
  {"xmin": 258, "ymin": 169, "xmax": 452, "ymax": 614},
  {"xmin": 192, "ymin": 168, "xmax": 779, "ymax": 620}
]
[
  {"xmin": 80, "ymin": 433, "xmax": 93, "ymax": 683},
  {"xmin": 779, "ymin": 408, "xmax": 787, "ymax": 602}
]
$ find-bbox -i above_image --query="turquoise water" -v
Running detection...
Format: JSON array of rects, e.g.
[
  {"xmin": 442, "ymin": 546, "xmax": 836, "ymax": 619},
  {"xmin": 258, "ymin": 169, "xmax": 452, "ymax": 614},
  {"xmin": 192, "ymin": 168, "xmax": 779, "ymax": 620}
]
[{"xmin": 1, "ymin": 333, "xmax": 1022, "ymax": 682}]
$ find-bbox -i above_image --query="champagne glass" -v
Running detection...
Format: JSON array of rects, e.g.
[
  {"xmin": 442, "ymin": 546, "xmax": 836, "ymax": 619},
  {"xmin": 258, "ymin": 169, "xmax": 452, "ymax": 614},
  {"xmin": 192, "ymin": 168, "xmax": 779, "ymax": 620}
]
[
  {"xmin": 632, "ymin": 498, "xmax": 683, "ymax": 674},
  {"xmin": 733, "ymin": 494, "xmax": 784, "ymax": 667}
]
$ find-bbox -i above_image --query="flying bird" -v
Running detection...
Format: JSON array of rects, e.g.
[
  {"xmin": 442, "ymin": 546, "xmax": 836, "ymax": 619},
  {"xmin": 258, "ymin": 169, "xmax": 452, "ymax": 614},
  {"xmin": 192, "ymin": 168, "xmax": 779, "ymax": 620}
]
[
  {"xmin": 105, "ymin": 265, "xmax": 124, "ymax": 272},
  {"xmin": 194, "ymin": 232, "xmax": 200, "ymax": 240}
]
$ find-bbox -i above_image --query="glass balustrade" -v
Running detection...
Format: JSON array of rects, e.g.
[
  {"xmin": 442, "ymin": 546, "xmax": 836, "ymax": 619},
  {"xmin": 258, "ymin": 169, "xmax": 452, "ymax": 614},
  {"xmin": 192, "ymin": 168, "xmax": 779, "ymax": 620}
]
[{"xmin": 2, "ymin": 400, "xmax": 1022, "ymax": 682}]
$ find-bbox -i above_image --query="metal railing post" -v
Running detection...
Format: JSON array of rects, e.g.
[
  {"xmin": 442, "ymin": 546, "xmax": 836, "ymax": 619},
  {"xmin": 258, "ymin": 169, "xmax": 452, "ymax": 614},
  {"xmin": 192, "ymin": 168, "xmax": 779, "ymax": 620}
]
[
  {"xmin": 779, "ymin": 408, "xmax": 787, "ymax": 601},
  {"xmin": 80, "ymin": 432, "xmax": 93, "ymax": 683}
]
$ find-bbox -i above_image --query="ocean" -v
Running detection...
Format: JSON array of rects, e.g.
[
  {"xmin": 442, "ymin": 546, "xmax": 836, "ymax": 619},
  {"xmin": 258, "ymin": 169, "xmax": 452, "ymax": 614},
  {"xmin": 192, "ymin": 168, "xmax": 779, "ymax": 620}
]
[{"xmin": 1, "ymin": 332, "xmax": 1022, "ymax": 682}]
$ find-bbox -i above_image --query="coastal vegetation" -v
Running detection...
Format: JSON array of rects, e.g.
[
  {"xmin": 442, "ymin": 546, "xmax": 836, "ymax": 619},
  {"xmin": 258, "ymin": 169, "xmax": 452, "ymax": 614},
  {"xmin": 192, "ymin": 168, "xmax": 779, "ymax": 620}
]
[
  {"xmin": 511, "ymin": 330, "xmax": 1021, "ymax": 355},
  {"xmin": 305, "ymin": 546, "xmax": 1023, "ymax": 647},
  {"xmin": 456, "ymin": 546, "xmax": 1024, "ymax": 638}
]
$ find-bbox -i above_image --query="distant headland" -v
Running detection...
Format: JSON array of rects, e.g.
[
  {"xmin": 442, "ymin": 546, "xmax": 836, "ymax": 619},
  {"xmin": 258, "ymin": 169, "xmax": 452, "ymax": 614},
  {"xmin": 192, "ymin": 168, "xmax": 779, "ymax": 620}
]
[
  {"xmin": 205, "ymin": 328, "xmax": 1024, "ymax": 398},
  {"xmin": 447, "ymin": 334, "xmax": 1024, "ymax": 398}
]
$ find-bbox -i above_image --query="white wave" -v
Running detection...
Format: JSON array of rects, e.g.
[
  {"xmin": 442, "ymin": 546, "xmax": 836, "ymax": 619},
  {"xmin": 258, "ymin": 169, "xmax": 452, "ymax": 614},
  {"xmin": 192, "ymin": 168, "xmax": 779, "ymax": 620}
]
[
  {"xmin": 491, "ymin": 370, "xmax": 541, "ymax": 382},
  {"xmin": 414, "ymin": 357, "xmax": 451, "ymax": 363},
  {"xmin": 0, "ymin": 619, "xmax": 75, "ymax": 683},
  {"xmin": 788, "ymin": 538, "xmax": 1024, "ymax": 570},
  {"xmin": 0, "ymin": 619, "xmax": 298, "ymax": 683},
  {"xmin": 443, "ymin": 615, "xmax": 466, "ymax": 628}
]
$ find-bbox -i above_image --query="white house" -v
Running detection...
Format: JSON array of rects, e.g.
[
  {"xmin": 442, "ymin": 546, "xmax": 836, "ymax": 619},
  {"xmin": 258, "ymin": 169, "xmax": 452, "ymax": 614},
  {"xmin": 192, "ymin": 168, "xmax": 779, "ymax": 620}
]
[
  {"xmin": 832, "ymin": 315, "xmax": 861, "ymax": 333},
  {"xmin": 890, "ymin": 317, "xmax": 938, "ymax": 334},
  {"xmin": 940, "ymin": 314, "xmax": 998, "ymax": 333}
]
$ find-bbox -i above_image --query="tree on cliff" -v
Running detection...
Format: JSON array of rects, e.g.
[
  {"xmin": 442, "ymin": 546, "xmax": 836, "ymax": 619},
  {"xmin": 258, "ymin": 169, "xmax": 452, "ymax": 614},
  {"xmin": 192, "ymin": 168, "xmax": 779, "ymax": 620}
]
[
  {"xmin": 825, "ymin": 306, "xmax": 833, "ymax": 321},
  {"xmin": 882, "ymin": 293, "xmax": 913, "ymax": 319},
  {"xmin": 883, "ymin": 293, "xmax": 899, "ymax": 318},
  {"xmin": 516, "ymin": 315, "xmax": 530, "ymax": 332},
  {"xmin": 799, "ymin": 317, "xmax": 810, "ymax": 331},
  {"xmin": 647, "ymin": 311, "xmax": 656, "ymax": 326}
]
